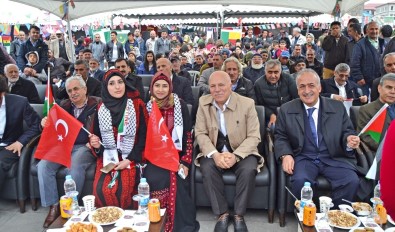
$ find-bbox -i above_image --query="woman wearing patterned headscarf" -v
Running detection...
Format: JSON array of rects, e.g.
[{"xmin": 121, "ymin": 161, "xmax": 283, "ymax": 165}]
[
  {"xmin": 89, "ymin": 69, "xmax": 148, "ymax": 209},
  {"xmin": 144, "ymin": 72, "xmax": 199, "ymax": 232}
]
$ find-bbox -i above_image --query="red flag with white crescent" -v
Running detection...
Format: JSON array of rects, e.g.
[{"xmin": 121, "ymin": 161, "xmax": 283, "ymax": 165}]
[{"xmin": 34, "ymin": 104, "xmax": 83, "ymax": 168}]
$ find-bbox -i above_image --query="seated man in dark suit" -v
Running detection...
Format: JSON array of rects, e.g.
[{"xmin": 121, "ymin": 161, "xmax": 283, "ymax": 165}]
[
  {"xmin": 156, "ymin": 58, "xmax": 194, "ymax": 105},
  {"xmin": 357, "ymin": 73, "xmax": 395, "ymax": 152},
  {"xmin": 57, "ymin": 60, "xmax": 102, "ymax": 100},
  {"xmin": 88, "ymin": 58, "xmax": 105, "ymax": 81},
  {"xmin": 4, "ymin": 64, "xmax": 40, "ymax": 103},
  {"xmin": 274, "ymin": 68, "xmax": 360, "ymax": 207},
  {"xmin": 38, "ymin": 76, "xmax": 100, "ymax": 228},
  {"xmin": 195, "ymin": 71, "xmax": 263, "ymax": 232},
  {"xmin": 321, "ymin": 63, "xmax": 367, "ymax": 106},
  {"xmin": 0, "ymin": 76, "xmax": 41, "ymax": 191},
  {"xmin": 371, "ymin": 52, "xmax": 395, "ymax": 102},
  {"xmin": 115, "ymin": 58, "xmax": 144, "ymax": 98}
]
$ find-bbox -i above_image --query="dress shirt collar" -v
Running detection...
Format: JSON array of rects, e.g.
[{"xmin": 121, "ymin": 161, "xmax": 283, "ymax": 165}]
[
  {"xmin": 213, "ymin": 96, "xmax": 231, "ymax": 112},
  {"xmin": 303, "ymin": 98, "xmax": 320, "ymax": 112}
]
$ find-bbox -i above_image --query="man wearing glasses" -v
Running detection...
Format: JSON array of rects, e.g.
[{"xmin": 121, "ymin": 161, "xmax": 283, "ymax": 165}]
[{"xmin": 89, "ymin": 33, "xmax": 106, "ymax": 70}]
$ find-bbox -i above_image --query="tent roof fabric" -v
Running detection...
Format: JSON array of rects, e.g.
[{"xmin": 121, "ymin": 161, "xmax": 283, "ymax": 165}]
[{"xmin": 11, "ymin": 0, "xmax": 367, "ymax": 20}]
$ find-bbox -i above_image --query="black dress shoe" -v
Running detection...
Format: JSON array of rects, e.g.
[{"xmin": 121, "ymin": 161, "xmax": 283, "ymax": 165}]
[
  {"xmin": 43, "ymin": 204, "xmax": 60, "ymax": 228},
  {"xmin": 233, "ymin": 215, "xmax": 248, "ymax": 232},
  {"xmin": 214, "ymin": 212, "xmax": 230, "ymax": 232}
]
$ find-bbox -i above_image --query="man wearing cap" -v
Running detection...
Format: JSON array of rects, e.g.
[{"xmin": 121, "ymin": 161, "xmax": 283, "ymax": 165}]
[
  {"xmin": 254, "ymin": 59, "xmax": 298, "ymax": 127},
  {"xmin": 243, "ymin": 53, "xmax": 265, "ymax": 84},
  {"xmin": 289, "ymin": 27, "xmax": 306, "ymax": 50},
  {"xmin": 291, "ymin": 59, "xmax": 307, "ymax": 79},
  {"xmin": 198, "ymin": 53, "xmax": 224, "ymax": 94},
  {"xmin": 220, "ymin": 48, "xmax": 231, "ymax": 60},
  {"xmin": 279, "ymin": 50, "xmax": 292, "ymax": 74},
  {"xmin": 171, "ymin": 56, "xmax": 193, "ymax": 82},
  {"xmin": 49, "ymin": 30, "xmax": 74, "ymax": 61},
  {"xmin": 222, "ymin": 57, "xmax": 256, "ymax": 102}
]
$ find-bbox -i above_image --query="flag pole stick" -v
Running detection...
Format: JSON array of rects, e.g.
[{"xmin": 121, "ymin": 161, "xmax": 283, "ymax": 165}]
[
  {"xmin": 357, "ymin": 103, "xmax": 389, "ymax": 137},
  {"xmin": 47, "ymin": 66, "xmax": 51, "ymax": 115},
  {"xmin": 81, "ymin": 126, "xmax": 103, "ymax": 146}
]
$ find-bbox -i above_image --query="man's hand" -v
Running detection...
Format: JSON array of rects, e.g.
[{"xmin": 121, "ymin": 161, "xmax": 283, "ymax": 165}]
[
  {"xmin": 347, "ymin": 135, "xmax": 360, "ymax": 149},
  {"xmin": 41, "ymin": 116, "xmax": 48, "ymax": 128},
  {"xmin": 357, "ymin": 79, "xmax": 366, "ymax": 86},
  {"xmin": 115, "ymin": 159, "xmax": 131, "ymax": 170},
  {"xmin": 359, "ymin": 95, "xmax": 368, "ymax": 103},
  {"xmin": 282, "ymin": 155, "xmax": 295, "ymax": 175},
  {"xmin": 5, "ymin": 141, "xmax": 23, "ymax": 156},
  {"xmin": 332, "ymin": 94, "xmax": 344, "ymax": 102},
  {"xmin": 179, "ymin": 163, "xmax": 189, "ymax": 178},
  {"xmin": 268, "ymin": 114, "xmax": 277, "ymax": 128},
  {"xmin": 23, "ymin": 67, "xmax": 33, "ymax": 76},
  {"xmin": 212, "ymin": 152, "xmax": 231, "ymax": 169},
  {"xmin": 89, "ymin": 134, "xmax": 101, "ymax": 149},
  {"xmin": 223, "ymin": 152, "xmax": 237, "ymax": 168}
]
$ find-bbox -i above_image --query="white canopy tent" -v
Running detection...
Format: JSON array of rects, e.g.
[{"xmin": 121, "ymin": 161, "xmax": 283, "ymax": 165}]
[{"xmin": 11, "ymin": 0, "xmax": 367, "ymax": 20}]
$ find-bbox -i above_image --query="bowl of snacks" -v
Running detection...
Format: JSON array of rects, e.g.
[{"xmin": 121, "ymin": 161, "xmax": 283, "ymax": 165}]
[{"xmin": 352, "ymin": 202, "xmax": 372, "ymax": 216}]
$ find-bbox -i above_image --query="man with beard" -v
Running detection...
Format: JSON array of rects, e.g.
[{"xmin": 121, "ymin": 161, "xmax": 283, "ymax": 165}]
[
  {"xmin": 4, "ymin": 64, "xmax": 40, "ymax": 103},
  {"xmin": 305, "ymin": 49, "xmax": 323, "ymax": 78},
  {"xmin": 254, "ymin": 59, "xmax": 298, "ymax": 127},
  {"xmin": 88, "ymin": 58, "xmax": 105, "ymax": 81},
  {"xmin": 243, "ymin": 53, "xmax": 265, "ymax": 84},
  {"xmin": 115, "ymin": 58, "xmax": 144, "ymax": 98},
  {"xmin": 89, "ymin": 33, "xmax": 106, "ymax": 70},
  {"xmin": 223, "ymin": 57, "xmax": 256, "ymax": 102}
]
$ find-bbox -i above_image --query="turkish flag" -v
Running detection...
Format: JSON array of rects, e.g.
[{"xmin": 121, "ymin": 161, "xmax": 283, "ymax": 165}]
[
  {"xmin": 144, "ymin": 101, "xmax": 179, "ymax": 172},
  {"xmin": 34, "ymin": 104, "xmax": 83, "ymax": 168}
]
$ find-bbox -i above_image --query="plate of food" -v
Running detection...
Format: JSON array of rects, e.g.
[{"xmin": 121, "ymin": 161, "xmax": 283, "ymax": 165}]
[
  {"xmin": 349, "ymin": 227, "xmax": 376, "ymax": 232},
  {"xmin": 352, "ymin": 202, "xmax": 373, "ymax": 216},
  {"xmin": 328, "ymin": 210, "xmax": 361, "ymax": 229},
  {"xmin": 89, "ymin": 206, "xmax": 124, "ymax": 226},
  {"xmin": 388, "ymin": 215, "xmax": 395, "ymax": 225},
  {"xmin": 65, "ymin": 222, "xmax": 103, "ymax": 232},
  {"xmin": 109, "ymin": 227, "xmax": 138, "ymax": 232}
]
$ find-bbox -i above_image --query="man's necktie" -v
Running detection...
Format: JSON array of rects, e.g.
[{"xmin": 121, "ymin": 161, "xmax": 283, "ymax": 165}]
[{"xmin": 307, "ymin": 107, "xmax": 318, "ymax": 146}]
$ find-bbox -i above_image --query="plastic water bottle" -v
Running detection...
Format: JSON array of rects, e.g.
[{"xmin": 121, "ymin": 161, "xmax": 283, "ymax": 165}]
[
  {"xmin": 64, "ymin": 175, "xmax": 80, "ymax": 215},
  {"xmin": 374, "ymin": 181, "xmax": 381, "ymax": 199},
  {"xmin": 300, "ymin": 182, "xmax": 313, "ymax": 217},
  {"xmin": 138, "ymin": 178, "xmax": 150, "ymax": 212}
]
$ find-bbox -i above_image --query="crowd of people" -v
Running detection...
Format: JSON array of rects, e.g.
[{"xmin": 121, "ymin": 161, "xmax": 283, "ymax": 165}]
[{"xmin": 0, "ymin": 18, "xmax": 395, "ymax": 232}]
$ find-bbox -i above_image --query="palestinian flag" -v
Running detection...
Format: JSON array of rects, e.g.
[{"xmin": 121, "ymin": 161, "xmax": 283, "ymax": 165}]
[
  {"xmin": 43, "ymin": 82, "xmax": 55, "ymax": 117},
  {"xmin": 358, "ymin": 103, "xmax": 389, "ymax": 143},
  {"xmin": 220, "ymin": 29, "xmax": 242, "ymax": 45}
]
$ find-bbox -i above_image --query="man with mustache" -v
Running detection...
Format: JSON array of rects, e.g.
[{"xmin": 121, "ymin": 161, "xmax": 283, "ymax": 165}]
[
  {"xmin": 275, "ymin": 68, "xmax": 360, "ymax": 208},
  {"xmin": 38, "ymin": 75, "xmax": 101, "ymax": 228}
]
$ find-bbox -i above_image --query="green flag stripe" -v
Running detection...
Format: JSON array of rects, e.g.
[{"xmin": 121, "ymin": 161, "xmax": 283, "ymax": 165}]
[{"xmin": 366, "ymin": 130, "xmax": 381, "ymax": 143}]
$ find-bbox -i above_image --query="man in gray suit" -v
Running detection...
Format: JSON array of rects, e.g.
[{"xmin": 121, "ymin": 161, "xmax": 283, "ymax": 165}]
[
  {"xmin": 357, "ymin": 73, "xmax": 395, "ymax": 152},
  {"xmin": 275, "ymin": 69, "xmax": 360, "ymax": 207}
]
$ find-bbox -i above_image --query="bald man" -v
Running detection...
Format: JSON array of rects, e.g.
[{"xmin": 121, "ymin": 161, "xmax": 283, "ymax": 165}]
[
  {"xmin": 194, "ymin": 71, "xmax": 264, "ymax": 232},
  {"xmin": 156, "ymin": 58, "xmax": 194, "ymax": 105}
]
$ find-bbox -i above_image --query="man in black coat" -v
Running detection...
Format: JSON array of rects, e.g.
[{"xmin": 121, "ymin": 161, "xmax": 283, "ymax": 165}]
[
  {"xmin": 321, "ymin": 63, "xmax": 367, "ymax": 106},
  {"xmin": 17, "ymin": 25, "xmax": 48, "ymax": 74},
  {"xmin": 0, "ymin": 76, "xmax": 41, "ymax": 190},
  {"xmin": 254, "ymin": 59, "xmax": 298, "ymax": 127},
  {"xmin": 57, "ymin": 60, "xmax": 101, "ymax": 100},
  {"xmin": 105, "ymin": 31, "xmax": 124, "ymax": 68},
  {"xmin": 4, "ymin": 64, "xmax": 40, "ymax": 103},
  {"xmin": 243, "ymin": 53, "xmax": 265, "ymax": 84},
  {"xmin": 274, "ymin": 69, "xmax": 360, "ymax": 207},
  {"xmin": 115, "ymin": 58, "xmax": 144, "ymax": 99},
  {"xmin": 156, "ymin": 58, "xmax": 194, "ymax": 105},
  {"xmin": 88, "ymin": 58, "xmax": 105, "ymax": 81}
]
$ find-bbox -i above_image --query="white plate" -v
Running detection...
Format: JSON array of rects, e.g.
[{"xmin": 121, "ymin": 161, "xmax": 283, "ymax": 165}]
[
  {"xmin": 385, "ymin": 228, "xmax": 395, "ymax": 232},
  {"xmin": 65, "ymin": 222, "xmax": 103, "ymax": 232},
  {"xmin": 109, "ymin": 227, "xmax": 137, "ymax": 232},
  {"xmin": 89, "ymin": 206, "xmax": 124, "ymax": 226},
  {"xmin": 328, "ymin": 210, "xmax": 361, "ymax": 230},
  {"xmin": 388, "ymin": 215, "xmax": 395, "ymax": 226}
]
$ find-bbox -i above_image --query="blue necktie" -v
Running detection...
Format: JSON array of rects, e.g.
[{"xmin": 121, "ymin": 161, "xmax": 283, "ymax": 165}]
[
  {"xmin": 388, "ymin": 104, "xmax": 395, "ymax": 121},
  {"xmin": 307, "ymin": 107, "xmax": 318, "ymax": 146}
]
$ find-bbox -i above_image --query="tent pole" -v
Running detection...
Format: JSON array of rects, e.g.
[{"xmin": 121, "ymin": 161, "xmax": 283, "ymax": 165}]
[
  {"xmin": 67, "ymin": 18, "xmax": 75, "ymax": 63},
  {"xmin": 216, "ymin": 12, "xmax": 220, "ymax": 40},
  {"xmin": 306, "ymin": 16, "xmax": 310, "ymax": 35}
]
